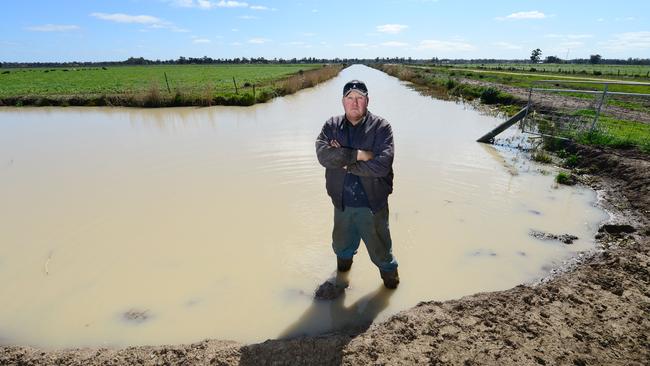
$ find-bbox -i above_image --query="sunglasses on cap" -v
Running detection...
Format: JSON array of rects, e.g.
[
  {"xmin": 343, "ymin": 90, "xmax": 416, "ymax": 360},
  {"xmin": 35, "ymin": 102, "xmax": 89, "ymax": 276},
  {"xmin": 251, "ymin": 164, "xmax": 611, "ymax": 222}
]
[{"xmin": 343, "ymin": 80, "xmax": 368, "ymax": 96}]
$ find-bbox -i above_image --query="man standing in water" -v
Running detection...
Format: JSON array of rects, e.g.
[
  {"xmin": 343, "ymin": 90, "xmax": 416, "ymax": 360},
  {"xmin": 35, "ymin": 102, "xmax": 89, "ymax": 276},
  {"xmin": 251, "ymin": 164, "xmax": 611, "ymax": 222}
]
[{"xmin": 315, "ymin": 80, "xmax": 399, "ymax": 289}]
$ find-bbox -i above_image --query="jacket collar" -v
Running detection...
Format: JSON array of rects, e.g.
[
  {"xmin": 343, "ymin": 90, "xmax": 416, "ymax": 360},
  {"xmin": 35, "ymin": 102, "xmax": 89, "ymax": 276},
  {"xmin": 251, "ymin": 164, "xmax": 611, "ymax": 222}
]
[{"xmin": 340, "ymin": 111, "xmax": 370, "ymax": 130}]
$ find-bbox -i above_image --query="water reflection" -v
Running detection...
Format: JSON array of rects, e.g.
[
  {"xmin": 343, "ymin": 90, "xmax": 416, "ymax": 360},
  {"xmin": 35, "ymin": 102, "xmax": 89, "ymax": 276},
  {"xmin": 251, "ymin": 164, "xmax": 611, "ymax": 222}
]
[{"xmin": 279, "ymin": 271, "xmax": 395, "ymax": 340}]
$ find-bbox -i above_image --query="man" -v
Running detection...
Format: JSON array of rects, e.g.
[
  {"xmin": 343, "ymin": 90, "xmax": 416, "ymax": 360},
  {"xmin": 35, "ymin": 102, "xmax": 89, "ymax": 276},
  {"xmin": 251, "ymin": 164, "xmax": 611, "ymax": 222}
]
[{"xmin": 315, "ymin": 80, "xmax": 399, "ymax": 289}]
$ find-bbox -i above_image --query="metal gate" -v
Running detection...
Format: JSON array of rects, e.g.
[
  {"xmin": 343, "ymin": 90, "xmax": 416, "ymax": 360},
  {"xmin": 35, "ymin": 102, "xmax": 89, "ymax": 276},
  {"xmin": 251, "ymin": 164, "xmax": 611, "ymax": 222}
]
[{"xmin": 520, "ymin": 80, "xmax": 650, "ymax": 148}]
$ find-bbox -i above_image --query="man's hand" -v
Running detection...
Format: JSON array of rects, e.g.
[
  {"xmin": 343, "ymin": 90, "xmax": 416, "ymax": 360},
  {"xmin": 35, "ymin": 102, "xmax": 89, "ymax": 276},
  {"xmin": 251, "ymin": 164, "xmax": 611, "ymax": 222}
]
[
  {"xmin": 356, "ymin": 150, "xmax": 374, "ymax": 162},
  {"xmin": 330, "ymin": 139, "xmax": 372, "ymax": 164}
]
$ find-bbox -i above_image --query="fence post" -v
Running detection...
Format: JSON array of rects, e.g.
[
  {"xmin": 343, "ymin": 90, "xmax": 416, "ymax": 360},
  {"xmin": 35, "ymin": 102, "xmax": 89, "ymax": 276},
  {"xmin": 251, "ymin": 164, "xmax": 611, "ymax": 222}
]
[
  {"xmin": 232, "ymin": 77, "xmax": 238, "ymax": 94},
  {"xmin": 164, "ymin": 72, "xmax": 171, "ymax": 93},
  {"xmin": 590, "ymin": 84, "xmax": 609, "ymax": 134},
  {"xmin": 252, "ymin": 84, "xmax": 256, "ymax": 100}
]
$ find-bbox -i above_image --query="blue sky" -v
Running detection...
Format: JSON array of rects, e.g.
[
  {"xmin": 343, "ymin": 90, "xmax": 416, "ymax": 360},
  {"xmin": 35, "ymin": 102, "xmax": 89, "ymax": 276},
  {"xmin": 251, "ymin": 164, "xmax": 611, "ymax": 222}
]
[{"xmin": 2, "ymin": 0, "xmax": 649, "ymax": 62}]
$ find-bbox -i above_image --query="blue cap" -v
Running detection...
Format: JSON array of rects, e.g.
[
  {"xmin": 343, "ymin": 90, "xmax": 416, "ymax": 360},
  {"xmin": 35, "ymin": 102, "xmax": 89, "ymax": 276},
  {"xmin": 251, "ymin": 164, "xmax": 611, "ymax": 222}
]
[{"xmin": 343, "ymin": 80, "xmax": 368, "ymax": 96}]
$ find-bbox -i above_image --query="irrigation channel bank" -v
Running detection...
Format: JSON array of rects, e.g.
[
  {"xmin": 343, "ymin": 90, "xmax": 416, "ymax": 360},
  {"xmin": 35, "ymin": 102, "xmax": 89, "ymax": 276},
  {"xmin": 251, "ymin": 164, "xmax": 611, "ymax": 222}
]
[{"xmin": 1, "ymin": 65, "xmax": 611, "ymax": 356}]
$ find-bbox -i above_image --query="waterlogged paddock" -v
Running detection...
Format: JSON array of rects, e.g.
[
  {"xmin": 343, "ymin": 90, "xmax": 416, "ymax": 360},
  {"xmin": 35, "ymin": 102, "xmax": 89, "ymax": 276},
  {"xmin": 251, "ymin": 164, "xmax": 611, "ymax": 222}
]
[{"xmin": 0, "ymin": 65, "xmax": 607, "ymax": 348}]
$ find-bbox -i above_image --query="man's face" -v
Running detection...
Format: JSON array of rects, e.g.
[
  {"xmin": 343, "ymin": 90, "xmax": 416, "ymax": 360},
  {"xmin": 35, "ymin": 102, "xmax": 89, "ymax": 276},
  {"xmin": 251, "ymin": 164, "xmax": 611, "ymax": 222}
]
[{"xmin": 342, "ymin": 91, "xmax": 369, "ymax": 123}]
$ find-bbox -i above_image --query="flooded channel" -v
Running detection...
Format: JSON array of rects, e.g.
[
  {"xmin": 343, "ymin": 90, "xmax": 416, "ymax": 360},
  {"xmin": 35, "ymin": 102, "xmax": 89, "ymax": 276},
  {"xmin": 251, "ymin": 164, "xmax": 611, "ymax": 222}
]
[{"xmin": 0, "ymin": 65, "xmax": 607, "ymax": 348}]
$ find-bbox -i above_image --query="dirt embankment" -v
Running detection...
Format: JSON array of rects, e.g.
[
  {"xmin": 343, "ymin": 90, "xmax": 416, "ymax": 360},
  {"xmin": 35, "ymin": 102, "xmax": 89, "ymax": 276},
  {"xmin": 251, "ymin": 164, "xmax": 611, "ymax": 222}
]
[{"xmin": 1, "ymin": 145, "xmax": 648, "ymax": 365}]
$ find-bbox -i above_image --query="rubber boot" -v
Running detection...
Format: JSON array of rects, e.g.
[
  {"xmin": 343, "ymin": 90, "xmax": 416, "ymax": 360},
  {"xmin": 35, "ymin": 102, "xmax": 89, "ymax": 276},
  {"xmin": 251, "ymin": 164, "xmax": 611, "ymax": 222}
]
[
  {"xmin": 380, "ymin": 269, "xmax": 400, "ymax": 289},
  {"xmin": 337, "ymin": 257, "xmax": 353, "ymax": 272}
]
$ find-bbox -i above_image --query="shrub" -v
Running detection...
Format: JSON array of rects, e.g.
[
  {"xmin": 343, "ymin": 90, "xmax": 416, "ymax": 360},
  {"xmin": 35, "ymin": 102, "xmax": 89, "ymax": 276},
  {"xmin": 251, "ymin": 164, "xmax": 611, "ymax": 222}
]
[
  {"xmin": 556, "ymin": 171, "xmax": 576, "ymax": 185},
  {"xmin": 143, "ymin": 82, "xmax": 162, "ymax": 107},
  {"xmin": 542, "ymin": 137, "xmax": 571, "ymax": 152},
  {"xmin": 480, "ymin": 87, "xmax": 500, "ymax": 104},
  {"xmin": 256, "ymin": 89, "xmax": 273, "ymax": 103},
  {"xmin": 532, "ymin": 151, "xmax": 552, "ymax": 164},
  {"xmin": 563, "ymin": 154, "xmax": 580, "ymax": 168}
]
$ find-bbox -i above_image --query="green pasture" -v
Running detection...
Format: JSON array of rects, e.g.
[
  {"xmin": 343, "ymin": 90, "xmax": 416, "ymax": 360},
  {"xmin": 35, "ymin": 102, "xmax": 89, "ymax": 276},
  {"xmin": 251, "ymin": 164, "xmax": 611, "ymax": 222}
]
[
  {"xmin": 444, "ymin": 63, "xmax": 650, "ymax": 79},
  {"xmin": 0, "ymin": 64, "xmax": 323, "ymax": 98},
  {"xmin": 413, "ymin": 65, "xmax": 650, "ymax": 94}
]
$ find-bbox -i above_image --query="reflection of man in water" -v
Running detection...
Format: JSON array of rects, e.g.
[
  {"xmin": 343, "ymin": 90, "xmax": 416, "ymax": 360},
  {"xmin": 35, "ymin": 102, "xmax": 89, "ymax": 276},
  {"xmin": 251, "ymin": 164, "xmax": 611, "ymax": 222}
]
[
  {"xmin": 279, "ymin": 272, "xmax": 394, "ymax": 339},
  {"xmin": 315, "ymin": 80, "xmax": 399, "ymax": 289}
]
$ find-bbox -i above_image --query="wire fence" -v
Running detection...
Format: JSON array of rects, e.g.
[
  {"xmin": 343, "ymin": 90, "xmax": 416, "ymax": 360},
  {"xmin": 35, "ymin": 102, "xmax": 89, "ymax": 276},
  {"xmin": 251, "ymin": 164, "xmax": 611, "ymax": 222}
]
[{"xmin": 520, "ymin": 80, "xmax": 650, "ymax": 150}]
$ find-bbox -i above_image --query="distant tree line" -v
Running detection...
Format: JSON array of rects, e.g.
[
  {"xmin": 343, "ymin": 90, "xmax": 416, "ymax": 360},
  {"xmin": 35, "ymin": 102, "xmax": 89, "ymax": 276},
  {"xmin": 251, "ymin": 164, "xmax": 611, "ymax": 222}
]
[
  {"xmin": 1, "ymin": 55, "xmax": 649, "ymax": 68},
  {"xmin": 541, "ymin": 54, "xmax": 649, "ymax": 65}
]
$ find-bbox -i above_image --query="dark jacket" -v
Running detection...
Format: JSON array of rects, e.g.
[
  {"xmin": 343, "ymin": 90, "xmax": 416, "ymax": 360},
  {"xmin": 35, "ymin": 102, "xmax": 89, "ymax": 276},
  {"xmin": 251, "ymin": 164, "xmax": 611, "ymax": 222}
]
[{"xmin": 315, "ymin": 110, "xmax": 394, "ymax": 213}]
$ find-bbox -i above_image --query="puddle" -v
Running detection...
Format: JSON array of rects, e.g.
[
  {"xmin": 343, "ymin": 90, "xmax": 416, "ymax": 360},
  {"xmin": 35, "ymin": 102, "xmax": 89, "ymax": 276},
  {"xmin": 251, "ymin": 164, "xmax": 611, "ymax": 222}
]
[{"xmin": 0, "ymin": 65, "xmax": 607, "ymax": 348}]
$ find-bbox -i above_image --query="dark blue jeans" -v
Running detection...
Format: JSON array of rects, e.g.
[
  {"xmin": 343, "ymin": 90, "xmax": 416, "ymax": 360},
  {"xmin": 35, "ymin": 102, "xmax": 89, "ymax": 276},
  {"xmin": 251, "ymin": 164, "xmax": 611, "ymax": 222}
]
[{"xmin": 332, "ymin": 205, "xmax": 398, "ymax": 273}]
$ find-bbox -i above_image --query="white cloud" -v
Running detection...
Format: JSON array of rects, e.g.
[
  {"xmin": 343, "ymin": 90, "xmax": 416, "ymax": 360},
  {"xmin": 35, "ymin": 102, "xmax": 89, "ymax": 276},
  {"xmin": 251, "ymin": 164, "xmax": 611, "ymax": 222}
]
[
  {"xmin": 192, "ymin": 38, "xmax": 211, "ymax": 43},
  {"xmin": 217, "ymin": 0, "xmax": 248, "ymax": 7},
  {"xmin": 496, "ymin": 11, "xmax": 546, "ymax": 21},
  {"xmin": 91, "ymin": 12, "xmax": 188, "ymax": 32},
  {"xmin": 231, "ymin": 41, "xmax": 242, "ymax": 46},
  {"xmin": 600, "ymin": 31, "xmax": 650, "ymax": 51},
  {"xmin": 250, "ymin": 5, "xmax": 268, "ymax": 10},
  {"xmin": 238, "ymin": 15, "xmax": 258, "ymax": 19},
  {"xmin": 25, "ymin": 24, "xmax": 80, "ymax": 32},
  {"xmin": 376, "ymin": 24, "xmax": 408, "ymax": 34},
  {"xmin": 173, "ymin": 0, "xmax": 194, "ymax": 6},
  {"xmin": 493, "ymin": 41, "xmax": 522, "ymax": 50},
  {"xmin": 197, "ymin": 0, "xmax": 213, "ymax": 8},
  {"xmin": 150, "ymin": 24, "xmax": 188, "ymax": 32},
  {"xmin": 248, "ymin": 37, "xmax": 270, "ymax": 44},
  {"xmin": 416, "ymin": 39, "xmax": 476, "ymax": 51},
  {"xmin": 171, "ymin": 0, "xmax": 248, "ymax": 8},
  {"xmin": 345, "ymin": 43, "xmax": 368, "ymax": 47},
  {"xmin": 380, "ymin": 41, "xmax": 408, "ymax": 47},
  {"xmin": 90, "ymin": 12, "xmax": 162, "ymax": 24}
]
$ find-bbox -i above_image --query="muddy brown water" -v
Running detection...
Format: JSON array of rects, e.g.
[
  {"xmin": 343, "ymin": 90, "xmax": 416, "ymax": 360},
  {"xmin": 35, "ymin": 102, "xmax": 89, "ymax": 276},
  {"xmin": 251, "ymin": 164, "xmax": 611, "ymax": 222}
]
[{"xmin": 0, "ymin": 65, "xmax": 607, "ymax": 349}]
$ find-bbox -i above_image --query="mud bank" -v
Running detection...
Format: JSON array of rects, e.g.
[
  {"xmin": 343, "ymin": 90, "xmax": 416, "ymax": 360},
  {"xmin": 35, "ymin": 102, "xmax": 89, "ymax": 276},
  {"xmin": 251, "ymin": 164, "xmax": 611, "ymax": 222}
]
[{"xmin": 1, "ymin": 143, "xmax": 648, "ymax": 365}]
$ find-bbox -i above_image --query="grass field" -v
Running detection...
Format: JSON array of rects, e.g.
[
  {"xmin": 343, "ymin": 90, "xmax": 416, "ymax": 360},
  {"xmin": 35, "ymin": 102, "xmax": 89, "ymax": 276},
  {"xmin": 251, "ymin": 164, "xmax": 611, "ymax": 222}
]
[
  {"xmin": 414, "ymin": 65, "xmax": 650, "ymax": 94},
  {"xmin": 0, "ymin": 64, "xmax": 338, "ymax": 107},
  {"xmin": 444, "ymin": 63, "xmax": 650, "ymax": 79}
]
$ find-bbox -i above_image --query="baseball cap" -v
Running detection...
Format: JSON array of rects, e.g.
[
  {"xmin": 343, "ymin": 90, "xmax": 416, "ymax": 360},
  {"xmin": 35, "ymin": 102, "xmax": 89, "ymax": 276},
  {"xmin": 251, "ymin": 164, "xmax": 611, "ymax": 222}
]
[{"xmin": 343, "ymin": 80, "xmax": 368, "ymax": 96}]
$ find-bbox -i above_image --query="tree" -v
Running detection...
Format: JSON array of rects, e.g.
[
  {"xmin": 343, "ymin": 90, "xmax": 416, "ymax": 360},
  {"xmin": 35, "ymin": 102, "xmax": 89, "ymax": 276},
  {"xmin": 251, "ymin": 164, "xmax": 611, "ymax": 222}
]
[
  {"xmin": 530, "ymin": 48, "xmax": 542, "ymax": 63},
  {"xmin": 544, "ymin": 55, "xmax": 562, "ymax": 63},
  {"xmin": 589, "ymin": 54, "xmax": 602, "ymax": 64}
]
